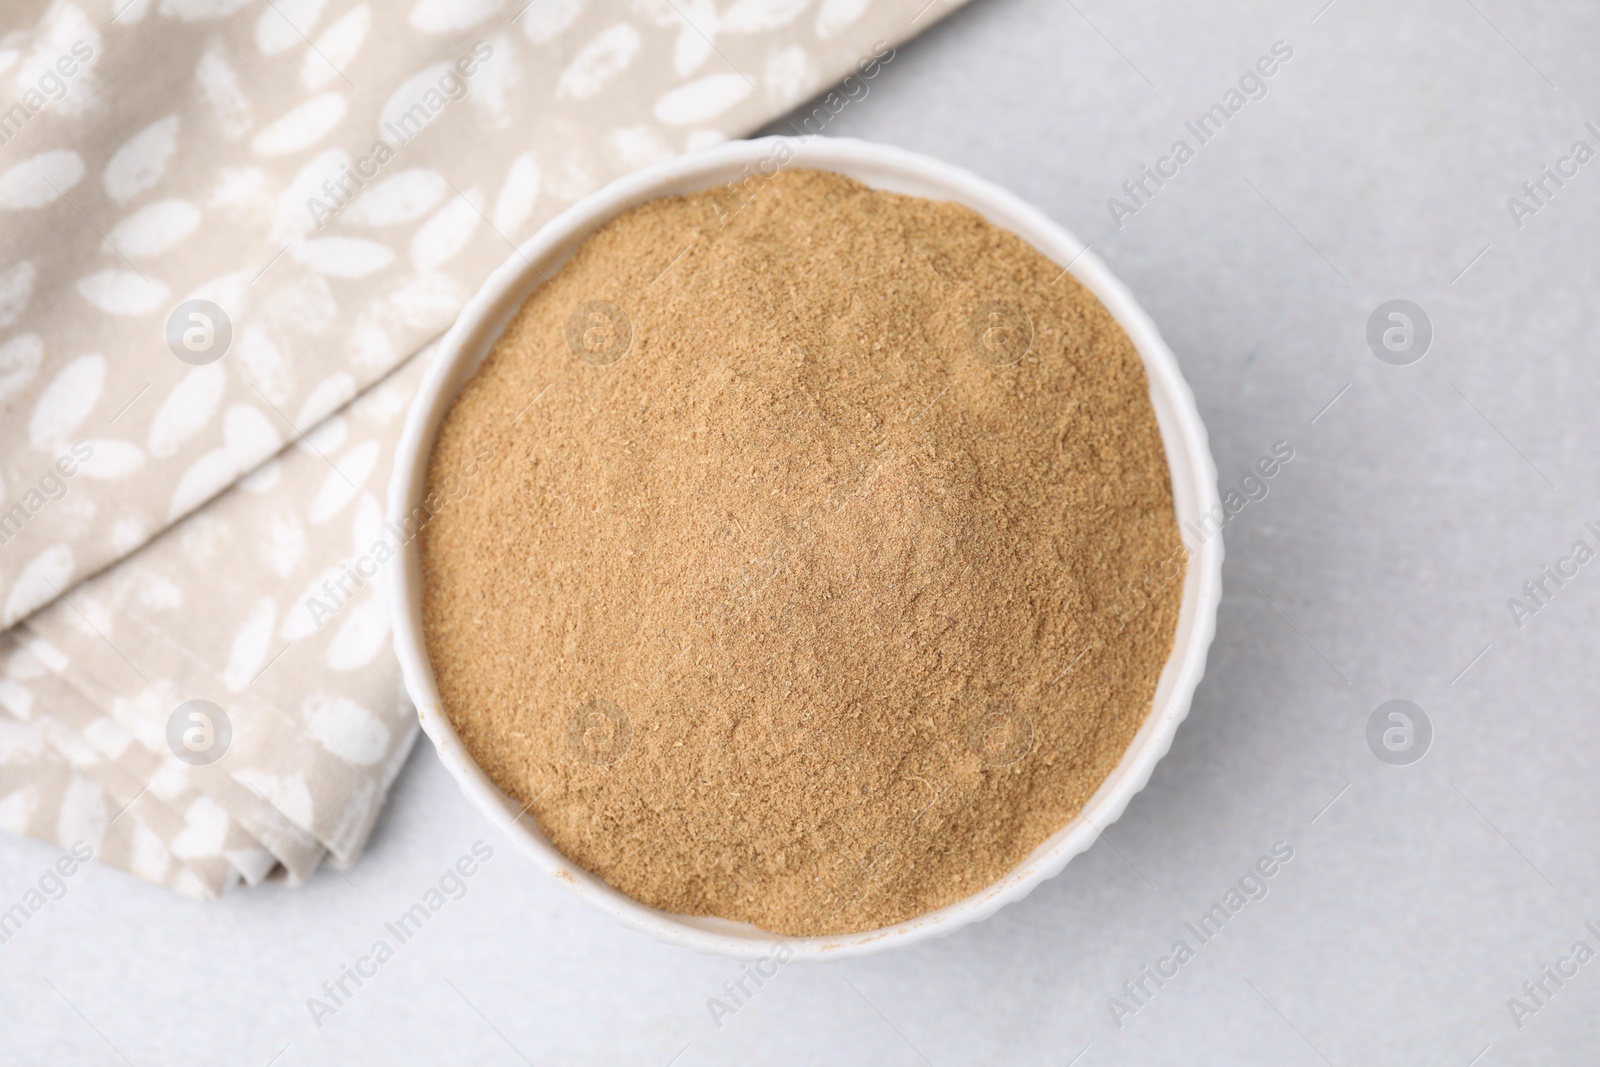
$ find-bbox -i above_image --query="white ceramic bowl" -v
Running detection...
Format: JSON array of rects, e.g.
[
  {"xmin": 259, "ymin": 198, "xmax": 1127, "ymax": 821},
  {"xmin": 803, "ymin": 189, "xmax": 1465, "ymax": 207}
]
[{"xmin": 387, "ymin": 136, "xmax": 1222, "ymax": 960}]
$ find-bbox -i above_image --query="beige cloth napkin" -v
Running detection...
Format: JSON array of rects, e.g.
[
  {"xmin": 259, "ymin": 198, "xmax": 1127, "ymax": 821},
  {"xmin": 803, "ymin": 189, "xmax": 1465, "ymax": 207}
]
[{"xmin": 0, "ymin": 0, "xmax": 964, "ymax": 894}]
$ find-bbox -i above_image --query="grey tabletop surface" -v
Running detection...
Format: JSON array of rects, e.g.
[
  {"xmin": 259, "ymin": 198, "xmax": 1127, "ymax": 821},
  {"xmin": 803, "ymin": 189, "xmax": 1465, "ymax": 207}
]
[{"xmin": 4, "ymin": 0, "xmax": 1599, "ymax": 1063}]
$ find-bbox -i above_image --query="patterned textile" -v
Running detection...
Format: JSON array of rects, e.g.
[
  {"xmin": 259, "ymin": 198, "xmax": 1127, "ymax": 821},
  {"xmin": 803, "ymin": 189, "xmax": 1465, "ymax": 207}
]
[{"xmin": 0, "ymin": 0, "xmax": 964, "ymax": 894}]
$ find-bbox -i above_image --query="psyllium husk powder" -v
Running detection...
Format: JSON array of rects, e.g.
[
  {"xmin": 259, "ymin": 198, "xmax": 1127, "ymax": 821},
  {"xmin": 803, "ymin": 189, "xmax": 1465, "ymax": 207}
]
[{"xmin": 418, "ymin": 169, "xmax": 1184, "ymax": 937}]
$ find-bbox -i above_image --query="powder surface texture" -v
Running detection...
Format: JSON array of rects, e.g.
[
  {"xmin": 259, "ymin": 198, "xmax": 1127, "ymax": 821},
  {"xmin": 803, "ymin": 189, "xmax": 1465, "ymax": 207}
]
[{"xmin": 419, "ymin": 169, "xmax": 1184, "ymax": 936}]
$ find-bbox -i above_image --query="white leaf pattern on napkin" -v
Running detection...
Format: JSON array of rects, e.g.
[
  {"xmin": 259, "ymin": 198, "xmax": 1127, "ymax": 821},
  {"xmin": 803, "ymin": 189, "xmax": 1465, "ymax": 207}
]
[{"xmin": 0, "ymin": 0, "xmax": 963, "ymax": 896}]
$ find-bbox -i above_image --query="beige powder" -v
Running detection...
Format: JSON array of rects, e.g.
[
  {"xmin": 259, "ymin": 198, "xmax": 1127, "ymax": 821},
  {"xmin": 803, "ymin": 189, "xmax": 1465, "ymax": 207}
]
[{"xmin": 418, "ymin": 169, "xmax": 1184, "ymax": 936}]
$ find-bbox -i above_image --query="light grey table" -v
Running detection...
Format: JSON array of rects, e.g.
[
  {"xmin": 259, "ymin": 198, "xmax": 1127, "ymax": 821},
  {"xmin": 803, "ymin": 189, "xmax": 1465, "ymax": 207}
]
[{"xmin": 4, "ymin": 0, "xmax": 1598, "ymax": 1063}]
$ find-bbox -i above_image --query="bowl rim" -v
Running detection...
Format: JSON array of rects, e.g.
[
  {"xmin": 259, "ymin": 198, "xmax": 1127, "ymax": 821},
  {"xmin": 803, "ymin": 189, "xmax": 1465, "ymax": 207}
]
[{"xmin": 386, "ymin": 135, "xmax": 1223, "ymax": 960}]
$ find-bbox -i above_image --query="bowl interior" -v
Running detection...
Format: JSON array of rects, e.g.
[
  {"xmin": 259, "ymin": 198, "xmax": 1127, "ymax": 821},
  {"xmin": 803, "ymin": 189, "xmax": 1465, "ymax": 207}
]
[{"xmin": 387, "ymin": 136, "xmax": 1222, "ymax": 960}]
